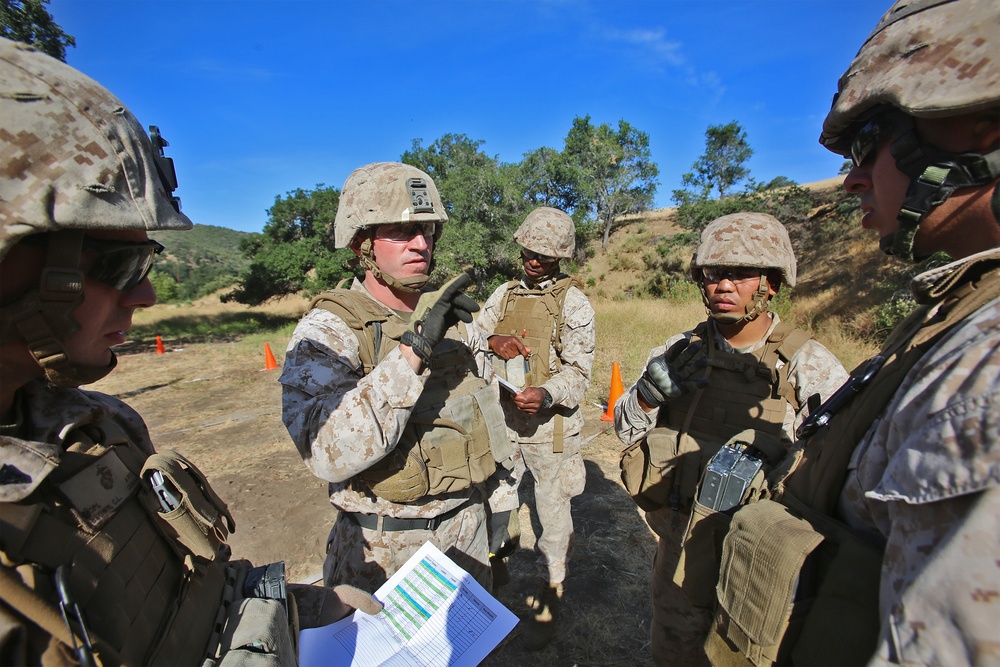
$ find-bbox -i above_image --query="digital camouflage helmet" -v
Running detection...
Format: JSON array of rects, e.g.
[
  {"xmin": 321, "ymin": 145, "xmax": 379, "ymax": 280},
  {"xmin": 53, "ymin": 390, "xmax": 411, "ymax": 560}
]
[
  {"xmin": 820, "ymin": 0, "xmax": 1000, "ymax": 260},
  {"xmin": 334, "ymin": 161, "xmax": 448, "ymax": 292},
  {"xmin": 514, "ymin": 207, "xmax": 575, "ymax": 260},
  {"xmin": 690, "ymin": 212, "xmax": 796, "ymax": 324},
  {"xmin": 0, "ymin": 38, "xmax": 191, "ymax": 386}
]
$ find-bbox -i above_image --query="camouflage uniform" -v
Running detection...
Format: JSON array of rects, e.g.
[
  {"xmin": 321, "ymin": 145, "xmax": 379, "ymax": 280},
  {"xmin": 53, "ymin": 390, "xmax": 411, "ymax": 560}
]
[
  {"xmin": 836, "ymin": 251, "xmax": 1000, "ymax": 664},
  {"xmin": 616, "ymin": 315, "xmax": 849, "ymax": 666},
  {"xmin": 696, "ymin": 2, "xmax": 1000, "ymax": 664},
  {"xmin": 478, "ymin": 276, "xmax": 595, "ymax": 585},
  {"xmin": 0, "ymin": 38, "xmax": 376, "ymax": 667},
  {"xmin": 281, "ymin": 278, "xmax": 516, "ymax": 591}
]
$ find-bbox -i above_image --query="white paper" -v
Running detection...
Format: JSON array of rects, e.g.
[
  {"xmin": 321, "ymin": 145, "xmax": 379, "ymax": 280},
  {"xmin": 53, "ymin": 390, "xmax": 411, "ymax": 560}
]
[
  {"xmin": 299, "ymin": 542, "xmax": 518, "ymax": 667},
  {"xmin": 496, "ymin": 377, "xmax": 520, "ymax": 394}
]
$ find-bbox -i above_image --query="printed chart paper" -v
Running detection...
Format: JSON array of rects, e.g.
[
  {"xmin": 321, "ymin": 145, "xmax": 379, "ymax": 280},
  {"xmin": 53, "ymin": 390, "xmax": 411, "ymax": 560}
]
[{"xmin": 299, "ymin": 542, "xmax": 518, "ymax": 666}]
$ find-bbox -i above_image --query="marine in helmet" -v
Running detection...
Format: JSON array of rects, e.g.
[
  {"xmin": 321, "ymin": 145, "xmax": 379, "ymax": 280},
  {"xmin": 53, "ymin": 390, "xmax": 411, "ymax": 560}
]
[
  {"xmin": 477, "ymin": 207, "xmax": 595, "ymax": 650},
  {"xmin": 613, "ymin": 212, "xmax": 848, "ymax": 666},
  {"xmin": 0, "ymin": 38, "xmax": 378, "ymax": 667},
  {"xmin": 696, "ymin": 1, "xmax": 1000, "ymax": 664},
  {"xmin": 280, "ymin": 162, "xmax": 519, "ymax": 592}
]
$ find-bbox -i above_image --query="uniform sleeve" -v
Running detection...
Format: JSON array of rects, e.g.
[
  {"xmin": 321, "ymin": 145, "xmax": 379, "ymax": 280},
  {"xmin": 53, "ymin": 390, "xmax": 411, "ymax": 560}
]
[
  {"xmin": 786, "ymin": 340, "xmax": 851, "ymax": 434},
  {"xmin": 613, "ymin": 334, "xmax": 687, "ymax": 446},
  {"xmin": 541, "ymin": 287, "xmax": 595, "ymax": 409},
  {"xmin": 279, "ymin": 308, "xmax": 428, "ymax": 483}
]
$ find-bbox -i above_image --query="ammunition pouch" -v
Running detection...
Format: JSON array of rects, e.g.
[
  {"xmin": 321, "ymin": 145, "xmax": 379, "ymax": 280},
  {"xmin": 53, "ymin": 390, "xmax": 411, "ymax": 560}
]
[
  {"xmin": 141, "ymin": 449, "xmax": 236, "ymax": 561},
  {"xmin": 673, "ymin": 429, "xmax": 787, "ymax": 609}
]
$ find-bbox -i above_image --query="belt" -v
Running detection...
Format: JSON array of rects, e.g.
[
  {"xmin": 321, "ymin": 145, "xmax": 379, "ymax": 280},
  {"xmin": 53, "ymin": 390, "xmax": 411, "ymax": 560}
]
[{"xmin": 345, "ymin": 500, "xmax": 472, "ymax": 532}]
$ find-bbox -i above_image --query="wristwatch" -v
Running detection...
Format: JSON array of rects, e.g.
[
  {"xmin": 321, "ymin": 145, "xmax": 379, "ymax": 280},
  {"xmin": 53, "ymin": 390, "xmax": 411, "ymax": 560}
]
[{"xmin": 540, "ymin": 389, "xmax": 553, "ymax": 410}]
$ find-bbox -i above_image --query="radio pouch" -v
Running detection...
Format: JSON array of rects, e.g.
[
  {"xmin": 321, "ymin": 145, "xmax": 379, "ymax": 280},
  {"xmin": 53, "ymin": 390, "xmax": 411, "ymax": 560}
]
[{"xmin": 141, "ymin": 449, "xmax": 236, "ymax": 561}]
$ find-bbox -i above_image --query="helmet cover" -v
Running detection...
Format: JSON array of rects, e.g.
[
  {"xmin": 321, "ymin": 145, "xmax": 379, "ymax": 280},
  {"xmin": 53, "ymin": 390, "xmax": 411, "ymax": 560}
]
[
  {"xmin": 334, "ymin": 162, "xmax": 447, "ymax": 248},
  {"xmin": 0, "ymin": 38, "xmax": 192, "ymax": 263},
  {"xmin": 691, "ymin": 212, "xmax": 797, "ymax": 288},
  {"xmin": 514, "ymin": 207, "xmax": 575, "ymax": 259},
  {"xmin": 820, "ymin": 0, "xmax": 1000, "ymax": 155}
]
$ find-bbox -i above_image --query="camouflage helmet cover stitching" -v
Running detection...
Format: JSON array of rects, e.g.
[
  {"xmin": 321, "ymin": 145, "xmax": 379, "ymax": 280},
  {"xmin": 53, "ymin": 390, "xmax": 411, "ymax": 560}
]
[
  {"xmin": 0, "ymin": 38, "xmax": 193, "ymax": 262},
  {"xmin": 513, "ymin": 207, "xmax": 575, "ymax": 259}
]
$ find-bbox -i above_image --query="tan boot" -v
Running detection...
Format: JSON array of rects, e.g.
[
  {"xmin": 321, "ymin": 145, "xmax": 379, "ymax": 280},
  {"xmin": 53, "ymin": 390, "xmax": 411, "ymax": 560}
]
[{"xmin": 523, "ymin": 582, "xmax": 562, "ymax": 651}]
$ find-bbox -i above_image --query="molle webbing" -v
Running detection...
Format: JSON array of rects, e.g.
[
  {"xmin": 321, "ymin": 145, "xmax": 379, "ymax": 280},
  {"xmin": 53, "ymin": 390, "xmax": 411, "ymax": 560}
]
[
  {"xmin": 0, "ymin": 417, "xmax": 221, "ymax": 666},
  {"xmin": 785, "ymin": 261, "xmax": 1000, "ymax": 514},
  {"xmin": 493, "ymin": 276, "xmax": 580, "ymax": 452},
  {"xmin": 663, "ymin": 321, "xmax": 809, "ymax": 445}
]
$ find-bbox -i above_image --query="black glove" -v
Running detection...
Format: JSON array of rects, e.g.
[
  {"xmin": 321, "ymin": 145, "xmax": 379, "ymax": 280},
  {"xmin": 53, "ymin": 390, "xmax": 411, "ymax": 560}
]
[
  {"xmin": 636, "ymin": 338, "xmax": 708, "ymax": 407},
  {"xmin": 402, "ymin": 273, "xmax": 480, "ymax": 364}
]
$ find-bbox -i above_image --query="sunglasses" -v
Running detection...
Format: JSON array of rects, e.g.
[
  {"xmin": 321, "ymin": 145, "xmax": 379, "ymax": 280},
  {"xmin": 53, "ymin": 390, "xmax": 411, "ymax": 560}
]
[
  {"xmin": 373, "ymin": 222, "xmax": 437, "ymax": 242},
  {"xmin": 701, "ymin": 267, "xmax": 762, "ymax": 285},
  {"xmin": 520, "ymin": 249, "xmax": 558, "ymax": 265},
  {"xmin": 81, "ymin": 237, "xmax": 165, "ymax": 291},
  {"xmin": 848, "ymin": 116, "xmax": 891, "ymax": 168}
]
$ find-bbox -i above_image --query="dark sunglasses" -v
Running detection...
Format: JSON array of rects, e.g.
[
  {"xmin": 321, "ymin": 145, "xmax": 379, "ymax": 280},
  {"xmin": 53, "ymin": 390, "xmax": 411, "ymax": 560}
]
[
  {"xmin": 520, "ymin": 249, "xmax": 558, "ymax": 265},
  {"xmin": 373, "ymin": 222, "xmax": 437, "ymax": 242},
  {"xmin": 701, "ymin": 267, "xmax": 762, "ymax": 285},
  {"xmin": 849, "ymin": 116, "xmax": 892, "ymax": 168},
  {"xmin": 81, "ymin": 237, "xmax": 164, "ymax": 291}
]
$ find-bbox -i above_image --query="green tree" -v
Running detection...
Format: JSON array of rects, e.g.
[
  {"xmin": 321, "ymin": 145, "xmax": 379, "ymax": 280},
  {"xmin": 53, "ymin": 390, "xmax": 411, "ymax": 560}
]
[
  {"xmin": 402, "ymin": 134, "xmax": 524, "ymax": 294},
  {"xmin": 1, "ymin": 0, "xmax": 75, "ymax": 61},
  {"xmin": 673, "ymin": 121, "xmax": 753, "ymax": 203},
  {"xmin": 562, "ymin": 116, "xmax": 659, "ymax": 250},
  {"xmin": 224, "ymin": 185, "xmax": 353, "ymax": 304}
]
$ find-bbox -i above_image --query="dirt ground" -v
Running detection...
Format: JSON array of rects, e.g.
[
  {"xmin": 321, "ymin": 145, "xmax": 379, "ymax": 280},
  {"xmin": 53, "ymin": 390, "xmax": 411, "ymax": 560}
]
[{"xmin": 90, "ymin": 339, "xmax": 657, "ymax": 667}]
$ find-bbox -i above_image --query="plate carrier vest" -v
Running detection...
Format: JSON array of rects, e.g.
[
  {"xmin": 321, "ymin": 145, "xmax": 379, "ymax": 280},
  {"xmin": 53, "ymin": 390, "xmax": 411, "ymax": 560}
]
[
  {"xmin": 620, "ymin": 320, "xmax": 810, "ymax": 512},
  {"xmin": 490, "ymin": 276, "xmax": 581, "ymax": 453},
  {"xmin": 0, "ymin": 406, "xmax": 293, "ymax": 666},
  {"xmin": 310, "ymin": 287, "xmax": 510, "ymax": 504}
]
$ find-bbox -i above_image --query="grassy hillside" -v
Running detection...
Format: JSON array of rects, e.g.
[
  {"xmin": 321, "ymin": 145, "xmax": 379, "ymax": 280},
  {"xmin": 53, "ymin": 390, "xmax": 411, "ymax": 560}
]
[{"xmin": 149, "ymin": 224, "xmax": 252, "ymax": 302}]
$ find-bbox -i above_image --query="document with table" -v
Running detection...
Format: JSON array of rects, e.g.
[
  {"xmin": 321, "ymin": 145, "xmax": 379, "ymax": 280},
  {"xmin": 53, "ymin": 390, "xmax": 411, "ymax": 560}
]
[{"xmin": 299, "ymin": 541, "xmax": 518, "ymax": 666}]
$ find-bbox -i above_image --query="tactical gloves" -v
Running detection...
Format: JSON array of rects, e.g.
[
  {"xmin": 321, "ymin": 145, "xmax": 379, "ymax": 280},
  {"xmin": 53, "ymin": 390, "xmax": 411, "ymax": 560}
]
[
  {"xmin": 401, "ymin": 273, "xmax": 480, "ymax": 365},
  {"xmin": 636, "ymin": 338, "xmax": 709, "ymax": 407}
]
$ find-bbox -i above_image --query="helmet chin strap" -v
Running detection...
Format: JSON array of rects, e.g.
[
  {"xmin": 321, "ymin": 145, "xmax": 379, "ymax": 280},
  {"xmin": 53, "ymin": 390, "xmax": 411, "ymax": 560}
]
[
  {"xmin": 704, "ymin": 275, "xmax": 771, "ymax": 325},
  {"xmin": 357, "ymin": 236, "xmax": 430, "ymax": 293},
  {"xmin": 883, "ymin": 113, "xmax": 1000, "ymax": 261},
  {"xmin": 0, "ymin": 230, "xmax": 118, "ymax": 387}
]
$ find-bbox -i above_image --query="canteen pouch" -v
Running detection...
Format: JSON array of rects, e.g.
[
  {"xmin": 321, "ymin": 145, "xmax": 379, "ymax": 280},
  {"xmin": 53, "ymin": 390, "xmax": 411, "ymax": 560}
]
[
  {"xmin": 141, "ymin": 449, "xmax": 235, "ymax": 561},
  {"xmin": 620, "ymin": 428, "xmax": 702, "ymax": 512}
]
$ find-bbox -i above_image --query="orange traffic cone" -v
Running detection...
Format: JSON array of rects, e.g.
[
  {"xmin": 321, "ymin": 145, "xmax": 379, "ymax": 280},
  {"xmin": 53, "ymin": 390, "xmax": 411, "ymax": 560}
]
[
  {"xmin": 601, "ymin": 362, "xmax": 624, "ymax": 422},
  {"xmin": 263, "ymin": 343, "xmax": 279, "ymax": 371},
  {"xmin": 155, "ymin": 336, "xmax": 165, "ymax": 355}
]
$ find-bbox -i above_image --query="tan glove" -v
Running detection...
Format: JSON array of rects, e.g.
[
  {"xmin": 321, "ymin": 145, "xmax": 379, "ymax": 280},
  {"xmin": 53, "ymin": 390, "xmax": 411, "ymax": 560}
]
[{"xmin": 289, "ymin": 583, "xmax": 383, "ymax": 629}]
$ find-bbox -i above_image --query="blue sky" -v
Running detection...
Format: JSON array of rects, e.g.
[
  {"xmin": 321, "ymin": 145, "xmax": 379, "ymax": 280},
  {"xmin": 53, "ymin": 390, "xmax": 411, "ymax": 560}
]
[{"xmin": 52, "ymin": 0, "xmax": 888, "ymax": 233}]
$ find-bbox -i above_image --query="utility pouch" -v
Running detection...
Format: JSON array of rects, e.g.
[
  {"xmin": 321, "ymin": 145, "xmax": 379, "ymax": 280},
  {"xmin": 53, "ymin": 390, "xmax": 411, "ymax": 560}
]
[
  {"xmin": 360, "ymin": 389, "xmax": 500, "ymax": 503},
  {"xmin": 675, "ymin": 429, "xmax": 786, "ymax": 610},
  {"xmin": 141, "ymin": 449, "xmax": 235, "ymax": 561},
  {"xmin": 202, "ymin": 560, "xmax": 298, "ymax": 667},
  {"xmin": 620, "ymin": 428, "xmax": 701, "ymax": 512},
  {"xmin": 706, "ymin": 495, "xmax": 881, "ymax": 667}
]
